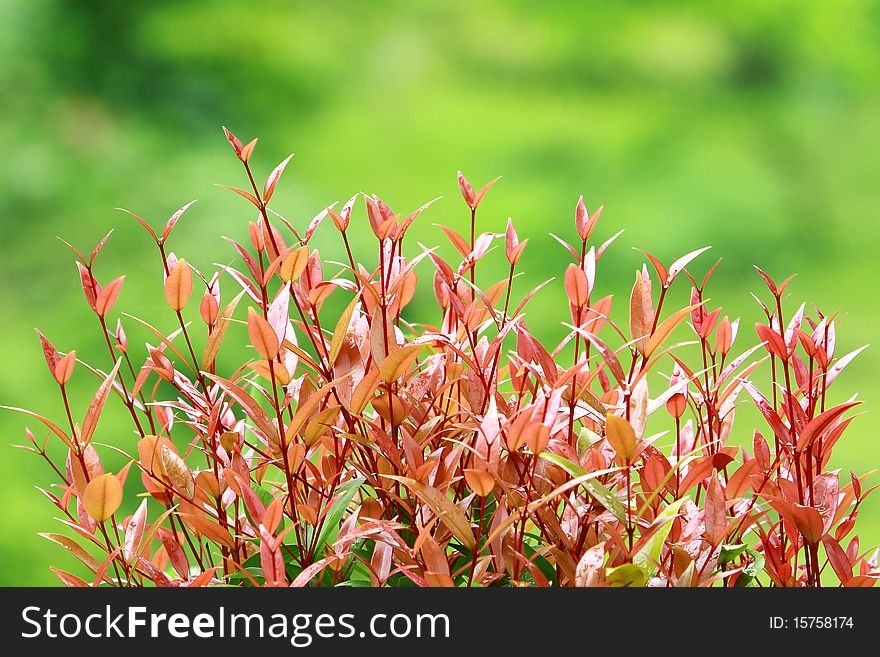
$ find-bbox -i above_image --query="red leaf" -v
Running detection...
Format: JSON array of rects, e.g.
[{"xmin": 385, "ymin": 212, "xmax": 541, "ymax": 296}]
[
  {"xmin": 263, "ymin": 154, "xmax": 295, "ymax": 203},
  {"xmin": 575, "ymin": 196, "xmax": 601, "ymax": 241},
  {"xmin": 753, "ymin": 265, "xmax": 778, "ymax": 296},
  {"xmin": 505, "ymin": 218, "xmax": 519, "ymax": 259},
  {"xmin": 741, "ymin": 381, "xmax": 791, "ymax": 444},
  {"xmin": 222, "ymin": 126, "xmax": 244, "ymax": 158},
  {"xmin": 89, "ymin": 230, "xmax": 114, "ymax": 267},
  {"xmin": 117, "ymin": 208, "xmax": 159, "ymax": 243},
  {"xmin": 473, "ymin": 176, "xmax": 501, "ymax": 209},
  {"xmin": 123, "ymin": 499, "xmax": 148, "ymax": 561},
  {"xmin": 457, "ymin": 170, "xmax": 475, "ymax": 207},
  {"xmin": 784, "ymin": 303, "xmax": 805, "ymax": 357},
  {"xmin": 756, "ymin": 323, "xmax": 788, "ymax": 359},
  {"xmin": 796, "ymin": 401, "xmax": 860, "ymax": 453},
  {"xmin": 54, "ymin": 351, "xmax": 77, "ymax": 386},
  {"xmin": 217, "ymin": 184, "xmax": 261, "ymax": 208},
  {"xmin": 76, "ymin": 262, "xmax": 101, "ymax": 312},
  {"xmin": 161, "ymin": 200, "xmax": 197, "ymax": 243},
  {"xmin": 703, "ymin": 474, "xmax": 727, "ymax": 547},
  {"xmin": 792, "ymin": 504, "xmax": 824, "ymax": 544},
  {"xmin": 822, "ymin": 535, "xmax": 853, "ymax": 583},
  {"xmin": 667, "ymin": 246, "xmax": 711, "ymax": 284},
  {"xmin": 639, "ymin": 250, "xmax": 668, "ymax": 287},
  {"xmin": 35, "ymin": 329, "xmax": 60, "ymax": 377},
  {"xmin": 95, "ymin": 276, "xmax": 125, "ymax": 317},
  {"xmin": 80, "ymin": 359, "xmax": 122, "ymax": 446}
]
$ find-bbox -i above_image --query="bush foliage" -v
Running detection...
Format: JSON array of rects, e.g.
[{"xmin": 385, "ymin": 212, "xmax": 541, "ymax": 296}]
[{"xmin": 9, "ymin": 130, "xmax": 878, "ymax": 587}]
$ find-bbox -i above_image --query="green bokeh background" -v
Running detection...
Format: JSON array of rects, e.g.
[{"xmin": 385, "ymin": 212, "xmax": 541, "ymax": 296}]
[{"xmin": 2, "ymin": 0, "xmax": 879, "ymax": 585}]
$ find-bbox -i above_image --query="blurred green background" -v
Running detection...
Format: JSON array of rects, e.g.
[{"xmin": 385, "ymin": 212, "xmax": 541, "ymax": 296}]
[{"xmin": 2, "ymin": 0, "xmax": 879, "ymax": 585}]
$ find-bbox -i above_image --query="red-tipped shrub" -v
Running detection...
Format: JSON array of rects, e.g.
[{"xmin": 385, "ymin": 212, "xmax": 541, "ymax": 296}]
[{"xmin": 8, "ymin": 129, "xmax": 878, "ymax": 587}]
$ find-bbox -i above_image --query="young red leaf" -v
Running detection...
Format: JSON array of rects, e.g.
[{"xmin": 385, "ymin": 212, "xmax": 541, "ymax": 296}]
[
  {"xmin": 629, "ymin": 266, "xmax": 654, "ymax": 355},
  {"xmin": 161, "ymin": 200, "xmax": 197, "ymax": 244},
  {"xmin": 80, "ymin": 359, "xmax": 121, "ymax": 446},
  {"xmin": 473, "ymin": 176, "xmax": 501, "ymax": 210},
  {"xmin": 703, "ymin": 474, "xmax": 727, "ymax": 547},
  {"xmin": 123, "ymin": 499, "xmax": 148, "ymax": 561},
  {"xmin": 457, "ymin": 170, "xmax": 475, "ymax": 208},
  {"xmin": 54, "ymin": 351, "xmax": 77, "ymax": 386},
  {"xmin": 35, "ymin": 329, "xmax": 61, "ymax": 379},
  {"xmin": 240, "ymin": 138, "xmax": 258, "ymax": 163},
  {"xmin": 792, "ymin": 504, "xmax": 824, "ymax": 544},
  {"xmin": 217, "ymin": 184, "xmax": 261, "ymax": 208},
  {"xmin": 76, "ymin": 262, "xmax": 101, "ymax": 312},
  {"xmin": 95, "ymin": 275, "xmax": 125, "ymax": 317},
  {"xmin": 575, "ymin": 196, "xmax": 601, "ymax": 242},
  {"xmin": 263, "ymin": 154, "xmax": 294, "ymax": 203},
  {"xmin": 668, "ymin": 246, "xmax": 711, "ymax": 285},
  {"xmin": 222, "ymin": 126, "xmax": 244, "ymax": 158}
]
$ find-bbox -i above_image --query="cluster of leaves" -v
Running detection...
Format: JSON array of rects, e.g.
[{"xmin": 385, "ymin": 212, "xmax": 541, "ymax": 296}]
[{"xmin": 8, "ymin": 129, "xmax": 878, "ymax": 587}]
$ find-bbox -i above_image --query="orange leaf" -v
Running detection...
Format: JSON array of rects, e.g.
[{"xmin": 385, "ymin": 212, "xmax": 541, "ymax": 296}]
[
  {"xmin": 438, "ymin": 225, "xmax": 471, "ymax": 259},
  {"xmin": 217, "ymin": 184, "xmax": 261, "ymax": 208},
  {"xmin": 240, "ymin": 138, "xmax": 258, "ymax": 163},
  {"xmin": 285, "ymin": 376, "xmax": 347, "ymax": 444},
  {"xmin": 50, "ymin": 567, "xmax": 89, "ymax": 588},
  {"xmin": 161, "ymin": 445, "xmax": 195, "ymax": 499},
  {"xmin": 646, "ymin": 303, "xmax": 702, "ymax": 358},
  {"xmin": 385, "ymin": 476, "xmax": 476, "ymax": 550},
  {"xmin": 464, "ymin": 468, "xmax": 495, "ymax": 497},
  {"xmin": 164, "ymin": 258, "xmax": 193, "ymax": 311},
  {"xmin": 379, "ymin": 344, "xmax": 424, "ymax": 384},
  {"xmin": 83, "ymin": 473, "xmax": 123, "ymax": 522},
  {"xmin": 263, "ymin": 497, "xmax": 284, "ymax": 535},
  {"xmin": 605, "ymin": 414, "xmax": 638, "ymax": 464},
  {"xmin": 247, "ymin": 359, "xmax": 291, "ymax": 386},
  {"xmin": 247, "ymin": 307, "xmax": 279, "ymax": 360},
  {"xmin": 95, "ymin": 276, "xmax": 125, "ymax": 317},
  {"xmin": 279, "ymin": 246, "xmax": 309, "ymax": 283},
  {"xmin": 564, "ymin": 264, "xmax": 590, "ymax": 307},
  {"xmin": 54, "ymin": 351, "xmax": 77, "ymax": 386},
  {"xmin": 201, "ymin": 290, "xmax": 245, "ymax": 370}
]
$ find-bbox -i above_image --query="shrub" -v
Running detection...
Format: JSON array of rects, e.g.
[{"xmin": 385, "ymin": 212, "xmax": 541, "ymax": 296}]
[{"xmin": 8, "ymin": 129, "xmax": 878, "ymax": 587}]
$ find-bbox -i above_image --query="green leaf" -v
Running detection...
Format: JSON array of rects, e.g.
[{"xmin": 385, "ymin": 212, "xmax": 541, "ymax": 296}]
[
  {"xmin": 523, "ymin": 541, "xmax": 558, "ymax": 587},
  {"xmin": 541, "ymin": 452, "xmax": 626, "ymax": 524},
  {"xmin": 632, "ymin": 498, "xmax": 687, "ymax": 577},
  {"xmin": 734, "ymin": 549, "xmax": 766, "ymax": 588},
  {"xmin": 606, "ymin": 563, "xmax": 647, "ymax": 587},
  {"xmin": 313, "ymin": 477, "xmax": 365, "ymax": 554},
  {"xmin": 576, "ymin": 426, "xmax": 602, "ymax": 455},
  {"xmin": 384, "ymin": 475, "xmax": 476, "ymax": 550},
  {"xmin": 718, "ymin": 543, "xmax": 748, "ymax": 565}
]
